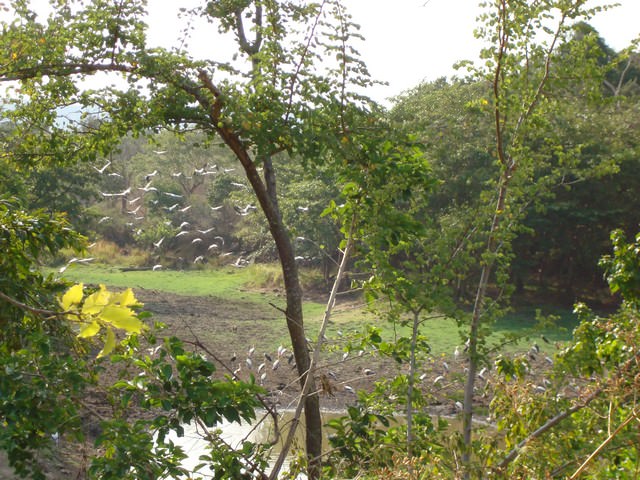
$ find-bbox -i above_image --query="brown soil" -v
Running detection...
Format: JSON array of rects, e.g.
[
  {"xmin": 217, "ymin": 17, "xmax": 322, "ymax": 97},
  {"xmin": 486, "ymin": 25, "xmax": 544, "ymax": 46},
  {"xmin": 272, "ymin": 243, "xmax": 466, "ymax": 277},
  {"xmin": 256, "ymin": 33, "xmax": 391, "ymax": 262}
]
[{"xmin": 1, "ymin": 288, "xmax": 554, "ymax": 478}]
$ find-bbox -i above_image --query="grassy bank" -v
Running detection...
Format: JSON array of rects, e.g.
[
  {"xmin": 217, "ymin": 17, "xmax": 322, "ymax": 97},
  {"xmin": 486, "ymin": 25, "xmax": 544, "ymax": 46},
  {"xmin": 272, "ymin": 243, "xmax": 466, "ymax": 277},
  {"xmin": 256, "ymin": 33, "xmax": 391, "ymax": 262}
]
[{"xmin": 56, "ymin": 263, "xmax": 577, "ymax": 356}]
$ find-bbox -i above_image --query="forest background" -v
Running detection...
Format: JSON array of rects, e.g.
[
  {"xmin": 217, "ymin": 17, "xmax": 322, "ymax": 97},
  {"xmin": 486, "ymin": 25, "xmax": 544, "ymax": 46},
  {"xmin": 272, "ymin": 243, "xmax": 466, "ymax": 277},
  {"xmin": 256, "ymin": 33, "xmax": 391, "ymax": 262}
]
[{"xmin": 1, "ymin": 0, "xmax": 640, "ymax": 479}]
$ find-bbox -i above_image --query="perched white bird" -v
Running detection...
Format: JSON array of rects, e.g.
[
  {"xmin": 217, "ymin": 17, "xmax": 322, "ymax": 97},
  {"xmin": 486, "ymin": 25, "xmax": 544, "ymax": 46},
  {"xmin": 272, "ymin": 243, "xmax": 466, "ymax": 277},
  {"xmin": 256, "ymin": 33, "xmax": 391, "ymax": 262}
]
[{"xmin": 152, "ymin": 264, "xmax": 162, "ymax": 271}]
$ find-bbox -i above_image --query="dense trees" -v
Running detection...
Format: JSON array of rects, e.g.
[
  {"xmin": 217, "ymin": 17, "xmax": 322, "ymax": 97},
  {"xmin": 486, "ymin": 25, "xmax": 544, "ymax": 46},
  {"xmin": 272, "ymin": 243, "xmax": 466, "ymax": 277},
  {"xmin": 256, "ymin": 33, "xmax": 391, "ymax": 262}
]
[{"xmin": 1, "ymin": 0, "xmax": 640, "ymax": 478}]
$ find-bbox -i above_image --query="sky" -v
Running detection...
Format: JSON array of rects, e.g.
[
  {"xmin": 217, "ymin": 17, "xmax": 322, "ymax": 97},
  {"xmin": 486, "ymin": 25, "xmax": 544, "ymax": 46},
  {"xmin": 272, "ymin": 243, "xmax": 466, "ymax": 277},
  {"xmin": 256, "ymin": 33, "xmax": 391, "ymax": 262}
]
[
  {"xmin": 339, "ymin": 0, "xmax": 640, "ymax": 103},
  {"xmin": 4, "ymin": 0, "xmax": 640, "ymax": 106},
  {"xmin": 142, "ymin": 0, "xmax": 640, "ymax": 106}
]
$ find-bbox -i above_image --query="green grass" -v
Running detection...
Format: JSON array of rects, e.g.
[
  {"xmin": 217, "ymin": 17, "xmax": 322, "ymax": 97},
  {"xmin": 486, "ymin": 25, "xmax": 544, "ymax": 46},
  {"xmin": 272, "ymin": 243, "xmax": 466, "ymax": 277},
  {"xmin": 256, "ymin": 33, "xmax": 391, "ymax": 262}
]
[
  {"xmin": 55, "ymin": 263, "xmax": 578, "ymax": 357},
  {"xmin": 58, "ymin": 264, "xmax": 268, "ymax": 299}
]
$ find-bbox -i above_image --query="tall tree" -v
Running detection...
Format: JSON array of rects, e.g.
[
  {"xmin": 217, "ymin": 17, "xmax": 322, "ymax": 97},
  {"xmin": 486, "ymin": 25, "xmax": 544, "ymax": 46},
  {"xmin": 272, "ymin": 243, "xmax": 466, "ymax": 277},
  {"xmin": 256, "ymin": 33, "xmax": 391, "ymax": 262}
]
[
  {"xmin": 459, "ymin": 1, "xmax": 614, "ymax": 474},
  {"xmin": 0, "ymin": 1, "xmax": 376, "ymax": 476}
]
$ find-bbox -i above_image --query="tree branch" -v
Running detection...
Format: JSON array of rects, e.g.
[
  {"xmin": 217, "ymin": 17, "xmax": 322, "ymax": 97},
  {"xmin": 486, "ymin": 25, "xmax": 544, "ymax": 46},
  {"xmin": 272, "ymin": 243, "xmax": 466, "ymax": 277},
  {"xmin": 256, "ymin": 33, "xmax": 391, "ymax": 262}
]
[{"xmin": 496, "ymin": 386, "xmax": 603, "ymax": 471}]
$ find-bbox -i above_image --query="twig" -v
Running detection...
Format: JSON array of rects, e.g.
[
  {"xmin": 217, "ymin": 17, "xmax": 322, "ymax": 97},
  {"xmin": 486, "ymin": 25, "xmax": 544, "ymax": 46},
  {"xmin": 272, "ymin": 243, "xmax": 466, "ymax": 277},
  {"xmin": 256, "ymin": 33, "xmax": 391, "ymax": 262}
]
[
  {"xmin": 497, "ymin": 386, "xmax": 603, "ymax": 471},
  {"xmin": 569, "ymin": 409, "xmax": 638, "ymax": 479}
]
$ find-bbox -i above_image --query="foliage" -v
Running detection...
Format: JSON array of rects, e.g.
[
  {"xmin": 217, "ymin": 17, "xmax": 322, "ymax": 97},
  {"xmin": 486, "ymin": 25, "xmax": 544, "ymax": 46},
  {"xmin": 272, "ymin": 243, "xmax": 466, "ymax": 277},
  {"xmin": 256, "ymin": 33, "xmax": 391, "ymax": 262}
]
[
  {"xmin": 0, "ymin": 198, "xmax": 88, "ymax": 479},
  {"xmin": 489, "ymin": 229, "xmax": 640, "ymax": 478}
]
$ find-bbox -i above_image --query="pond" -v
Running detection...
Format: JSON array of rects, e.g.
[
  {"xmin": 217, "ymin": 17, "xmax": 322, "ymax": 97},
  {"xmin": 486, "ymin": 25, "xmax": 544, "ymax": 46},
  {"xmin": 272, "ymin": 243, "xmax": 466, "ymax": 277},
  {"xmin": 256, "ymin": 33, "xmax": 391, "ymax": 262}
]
[
  {"xmin": 165, "ymin": 410, "xmax": 344, "ymax": 479},
  {"xmin": 164, "ymin": 409, "xmax": 480, "ymax": 479}
]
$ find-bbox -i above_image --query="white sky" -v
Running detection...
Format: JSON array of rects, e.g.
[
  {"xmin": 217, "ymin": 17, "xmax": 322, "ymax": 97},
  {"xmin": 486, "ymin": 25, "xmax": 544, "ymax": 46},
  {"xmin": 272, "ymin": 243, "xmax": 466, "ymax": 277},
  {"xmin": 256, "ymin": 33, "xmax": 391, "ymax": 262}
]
[
  {"xmin": 342, "ymin": 0, "xmax": 640, "ymax": 103},
  {"xmin": 4, "ymin": 0, "xmax": 639, "ymax": 106},
  {"xmin": 143, "ymin": 0, "xmax": 640, "ymax": 106}
]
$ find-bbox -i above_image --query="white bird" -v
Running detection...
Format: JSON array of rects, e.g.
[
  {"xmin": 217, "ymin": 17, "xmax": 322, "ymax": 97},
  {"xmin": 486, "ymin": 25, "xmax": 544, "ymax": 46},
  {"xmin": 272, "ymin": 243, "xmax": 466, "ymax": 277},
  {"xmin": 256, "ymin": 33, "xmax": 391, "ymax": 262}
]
[
  {"xmin": 107, "ymin": 172, "xmax": 122, "ymax": 178},
  {"xmin": 128, "ymin": 196, "xmax": 141, "ymax": 205},
  {"xmin": 363, "ymin": 368, "xmax": 375, "ymax": 376},
  {"xmin": 193, "ymin": 255, "xmax": 204, "ymax": 263},
  {"xmin": 207, "ymin": 243, "xmax": 220, "ymax": 251},
  {"xmin": 101, "ymin": 187, "xmax": 131, "ymax": 198},
  {"xmin": 178, "ymin": 221, "xmax": 190, "ymax": 229},
  {"xmin": 153, "ymin": 150, "xmax": 167, "ymax": 155},
  {"xmin": 272, "ymin": 359, "xmax": 280, "ymax": 371},
  {"xmin": 163, "ymin": 192, "xmax": 182, "ymax": 199},
  {"xmin": 223, "ymin": 167, "xmax": 235, "ymax": 173},
  {"xmin": 455, "ymin": 401, "xmax": 464, "ymax": 411},
  {"xmin": 433, "ymin": 375, "xmax": 445, "ymax": 385},
  {"xmin": 257, "ymin": 363, "xmax": 266, "ymax": 373},
  {"xmin": 139, "ymin": 182, "xmax": 157, "ymax": 193},
  {"xmin": 213, "ymin": 236, "xmax": 225, "ymax": 245},
  {"xmin": 344, "ymin": 385, "xmax": 355, "ymax": 393},
  {"xmin": 234, "ymin": 204, "xmax": 257, "ymax": 215},
  {"xmin": 230, "ymin": 182, "xmax": 248, "ymax": 189},
  {"xmin": 198, "ymin": 227, "xmax": 215, "ymax": 235},
  {"xmin": 171, "ymin": 171, "xmax": 183, "ymax": 177},
  {"xmin": 297, "ymin": 206, "xmax": 309, "ymax": 212},
  {"xmin": 153, "ymin": 237, "xmax": 165, "ymax": 248},
  {"xmin": 454, "ymin": 346, "xmax": 461, "ymax": 361},
  {"xmin": 246, "ymin": 358, "xmax": 253, "ymax": 369},
  {"xmin": 210, "ymin": 205, "xmax": 224, "ymax": 211},
  {"xmin": 98, "ymin": 216, "xmax": 111, "ymax": 224},
  {"xmin": 175, "ymin": 230, "xmax": 190, "ymax": 237},
  {"xmin": 152, "ymin": 264, "xmax": 162, "ymax": 271},
  {"xmin": 164, "ymin": 203, "xmax": 180, "ymax": 212},
  {"xmin": 93, "ymin": 160, "xmax": 111, "ymax": 174},
  {"xmin": 145, "ymin": 170, "xmax": 158, "ymax": 178},
  {"xmin": 192, "ymin": 238, "xmax": 203, "ymax": 244},
  {"xmin": 178, "ymin": 205, "xmax": 192, "ymax": 213},
  {"xmin": 127, "ymin": 205, "xmax": 142, "ymax": 215}
]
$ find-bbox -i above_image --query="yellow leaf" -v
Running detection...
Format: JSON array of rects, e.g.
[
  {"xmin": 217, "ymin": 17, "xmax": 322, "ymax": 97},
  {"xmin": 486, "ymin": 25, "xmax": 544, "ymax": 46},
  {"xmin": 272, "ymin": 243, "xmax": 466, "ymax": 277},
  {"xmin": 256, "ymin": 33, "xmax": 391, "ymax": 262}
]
[
  {"xmin": 112, "ymin": 288, "xmax": 141, "ymax": 308},
  {"xmin": 60, "ymin": 283, "xmax": 83, "ymax": 310},
  {"xmin": 82, "ymin": 285, "xmax": 110, "ymax": 315},
  {"xmin": 78, "ymin": 320, "xmax": 101, "ymax": 338},
  {"xmin": 100, "ymin": 306, "xmax": 144, "ymax": 334},
  {"xmin": 97, "ymin": 328, "xmax": 116, "ymax": 358}
]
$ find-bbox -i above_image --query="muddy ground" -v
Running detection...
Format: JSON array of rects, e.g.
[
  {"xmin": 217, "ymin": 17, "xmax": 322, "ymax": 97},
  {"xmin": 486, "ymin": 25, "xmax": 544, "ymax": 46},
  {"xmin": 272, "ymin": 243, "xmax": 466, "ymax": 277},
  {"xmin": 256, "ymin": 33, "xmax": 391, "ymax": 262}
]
[{"xmin": 1, "ymin": 288, "xmax": 554, "ymax": 479}]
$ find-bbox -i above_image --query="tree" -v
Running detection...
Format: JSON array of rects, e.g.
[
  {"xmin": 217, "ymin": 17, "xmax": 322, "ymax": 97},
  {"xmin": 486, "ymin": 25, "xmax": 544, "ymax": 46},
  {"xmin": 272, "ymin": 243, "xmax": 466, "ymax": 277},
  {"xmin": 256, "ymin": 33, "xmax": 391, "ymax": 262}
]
[
  {"xmin": 1, "ymin": 1, "xmax": 376, "ymax": 476},
  {"xmin": 459, "ymin": 1, "xmax": 615, "ymax": 474}
]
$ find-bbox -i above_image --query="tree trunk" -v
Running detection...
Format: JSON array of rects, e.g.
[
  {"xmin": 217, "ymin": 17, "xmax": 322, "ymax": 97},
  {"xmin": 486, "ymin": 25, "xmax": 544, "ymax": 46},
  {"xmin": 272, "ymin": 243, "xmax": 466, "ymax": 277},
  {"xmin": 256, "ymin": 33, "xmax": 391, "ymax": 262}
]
[
  {"xmin": 406, "ymin": 309, "xmax": 421, "ymax": 460},
  {"xmin": 462, "ymin": 173, "xmax": 510, "ymax": 476}
]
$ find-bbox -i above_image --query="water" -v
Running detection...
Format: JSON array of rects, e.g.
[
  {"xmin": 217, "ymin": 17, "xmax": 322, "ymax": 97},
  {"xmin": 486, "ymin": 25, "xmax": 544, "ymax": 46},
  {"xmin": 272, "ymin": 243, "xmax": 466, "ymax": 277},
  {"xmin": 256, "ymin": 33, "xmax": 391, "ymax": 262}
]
[{"xmin": 164, "ymin": 410, "xmax": 342, "ymax": 479}]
